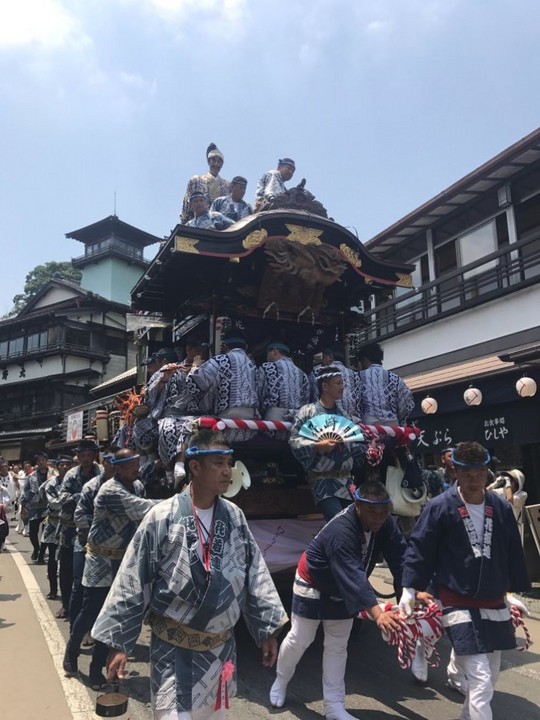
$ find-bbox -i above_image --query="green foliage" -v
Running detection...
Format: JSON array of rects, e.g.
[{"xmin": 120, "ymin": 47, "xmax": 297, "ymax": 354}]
[{"xmin": 12, "ymin": 261, "xmax": 82, "ymax": 313}]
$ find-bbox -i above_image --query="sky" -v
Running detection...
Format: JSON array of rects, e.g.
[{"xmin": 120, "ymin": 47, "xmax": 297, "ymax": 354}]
[{"xmin": 1, "ymin": 0, "xmax": 540, "ymax": 314}]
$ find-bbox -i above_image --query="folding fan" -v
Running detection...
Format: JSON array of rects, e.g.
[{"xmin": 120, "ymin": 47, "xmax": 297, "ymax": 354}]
[{"xmin": 299, "ymin": 414, "xmax": 364, "ymax": 444}]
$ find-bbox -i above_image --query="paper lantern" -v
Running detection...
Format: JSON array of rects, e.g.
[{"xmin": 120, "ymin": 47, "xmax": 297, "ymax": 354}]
[
  {"xmin": 421, "ymin": 396, "xmax": 438, "ymax": 414},
  {"xmin": 464, "ymin": 386, "xmax": 482, "ymax": 406},
  {"xmin": 516, "ymin": 376, "xmax": 537, "ymax": 398}
]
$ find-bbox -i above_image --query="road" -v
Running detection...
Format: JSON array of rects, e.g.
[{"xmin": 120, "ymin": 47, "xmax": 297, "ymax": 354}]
[{"xmin": 2, "ymin": 527, "xmax": 540, "ymax": 720}]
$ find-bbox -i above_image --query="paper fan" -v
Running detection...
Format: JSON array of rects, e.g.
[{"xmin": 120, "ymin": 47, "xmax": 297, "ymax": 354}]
[{"xmin": 299, "ymin": 414, "xmax": 364, "ymax": 444}]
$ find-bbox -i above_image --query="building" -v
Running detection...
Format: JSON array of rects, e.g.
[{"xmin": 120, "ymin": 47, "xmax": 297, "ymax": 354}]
[
  {"xmin": 0, "ymin": 215, "xmax": 160, "ymax": 460},
  {"xmin": 358, "ymin": 127, "xmax": 540, "ymax": 510}
]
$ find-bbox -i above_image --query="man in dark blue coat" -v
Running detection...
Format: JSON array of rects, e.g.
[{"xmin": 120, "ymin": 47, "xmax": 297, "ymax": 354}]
[
  {"xmin": 269, "ymin": 480, "xmax": 408, "ymax": 720},
  {"xmin": 399, "ymin": 441, "xmax": 530, "ymax": 720}
]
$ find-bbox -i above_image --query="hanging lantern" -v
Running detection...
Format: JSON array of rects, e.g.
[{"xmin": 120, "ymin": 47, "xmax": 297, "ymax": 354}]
[
  {"xmin": 464, "ymin": 385, "xmax": 482, "ymax": 406},
  {"xmin": 421, "ymin": 396, "xmax": 438, "ymax": 414},
  {"xmin": 516, "ymin": 376, "xmax": 537, "ymax": 398}
]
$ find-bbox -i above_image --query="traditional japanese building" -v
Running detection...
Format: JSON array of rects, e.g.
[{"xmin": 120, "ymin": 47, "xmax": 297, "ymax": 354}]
[
  {"xmin": 359, "ymin": 127, "xmax": 540, "ymax": 503},
  {"xmin": 0, "ymin": 215, "xmax": 160, "ymax": 460}
]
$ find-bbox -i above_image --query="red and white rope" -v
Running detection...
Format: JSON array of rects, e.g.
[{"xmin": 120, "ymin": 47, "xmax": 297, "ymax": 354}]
[
  {"xmin": 510, "ymin": 605, "xmax": 533, "ymax": 651},
  {"xmin": 360, "ymin": 603, "xmax": 443, "ymax": 670},
  {"xmin": 197, "ymin": 416, "xmax": 420, "ymax": 444}
]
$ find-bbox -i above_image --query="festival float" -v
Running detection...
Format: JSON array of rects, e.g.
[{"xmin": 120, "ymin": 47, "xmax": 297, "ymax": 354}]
[{"xmin": 126, "ymin": 182, "xmax": 417, "ymax": 567}]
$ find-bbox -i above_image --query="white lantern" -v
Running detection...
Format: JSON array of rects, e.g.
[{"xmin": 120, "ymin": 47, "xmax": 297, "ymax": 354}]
[
  {"xmin": 516, "ymin": 376, "xmax": 537, "ymax": 398},
  {"xmin": 464, "ymin": 386, "xmax": 482, "ymax": 406},
  {"xmin": 421, "ymin": 396, "xmax": 438, "ymax": 414}
]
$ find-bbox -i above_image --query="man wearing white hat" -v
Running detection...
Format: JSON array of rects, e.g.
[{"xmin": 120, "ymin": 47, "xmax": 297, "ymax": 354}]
[{"xmin": 181, "ymin": 143, "xmax": 230, "ymax": 223}]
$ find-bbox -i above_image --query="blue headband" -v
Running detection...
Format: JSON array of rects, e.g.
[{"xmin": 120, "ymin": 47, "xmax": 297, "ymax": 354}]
[
  {"xmin": 354, "ymin": 490, "xmax": 391, "ymax": 505},
  {"xmin": 185, "ymin": 446, "xmax": 233, "ymax": 458},
  {"xmin": 268, "ymin": 342, "xmax": 290, "ymax": 352},
  {"xmin": 111, "ymin": 454, "xmax": 140, "ymax": 464},
  {"xmin": 451, "ymin": 449, "xmax": 491, "ymax": 468}
]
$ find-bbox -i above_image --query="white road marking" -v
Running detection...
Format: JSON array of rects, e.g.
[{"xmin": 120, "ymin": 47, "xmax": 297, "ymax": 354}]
[{"xmin": 6, "ymin": 539, "xmax": 97, "ymax": 720}]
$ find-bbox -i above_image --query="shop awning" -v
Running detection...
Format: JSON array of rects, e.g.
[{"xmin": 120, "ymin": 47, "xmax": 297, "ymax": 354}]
[{"xmin": 403, "ymin": 355, "xmax": 514, "ymax": 392}]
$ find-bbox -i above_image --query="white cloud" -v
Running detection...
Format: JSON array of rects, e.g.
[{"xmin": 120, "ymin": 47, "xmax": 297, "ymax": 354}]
[{"xmin": 0, "ymin": 0, "xmax": 89, "ymax": 50}]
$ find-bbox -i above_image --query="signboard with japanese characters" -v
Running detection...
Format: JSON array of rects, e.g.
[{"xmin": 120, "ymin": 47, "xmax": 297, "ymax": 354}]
[{"xmin": 66, "ymin": 410, "xmax": 84, "ymax": 442}]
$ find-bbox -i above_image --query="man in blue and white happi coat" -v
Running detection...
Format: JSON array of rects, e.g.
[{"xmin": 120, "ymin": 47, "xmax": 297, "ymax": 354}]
[
  {"xmin": 254, "ymin": 157, "xmax": 296, "ymax": 210},
  {"xmin": 309, "ymin": 346, "xmax": 361, "ymax": 418},
  {"xmin": 399, "ymin": 441, "xmax": 530, "ymax": 720},
  {"xmin": 210, "ymin": 176, "xmax": 253, "ymax": 222},
  {"xmin": 41, "ymin": 456, "xmax": 71, "ymax": 599},
  {"xmin": 290, "ymin": 366, "xmax": 367, "ymax": 522},
  {"xmin": 64, "ymin": 449, "xmax": 158, "ymax": 689},
  {"xmin": 356, "ymin": 343, "xmax": 414, "ymax": 425},
  {"xmin": 185, "ymin": 329, "xmax": 258, "ymax": 444},
  {"xmin": 257, "ymin": 341, "xmax": 309, "ymax": 422},
  {"xmin": 93, "ymin": 430, "xmax": 288, "ymax": 720}
]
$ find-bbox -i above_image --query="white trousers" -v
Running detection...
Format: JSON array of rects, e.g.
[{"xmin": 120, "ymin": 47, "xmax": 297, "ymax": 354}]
[
  {"xmin": 447, "ymin": 647, "xmax": 469, "ymax": 692},
  {"xmin": 275, "ymin": 613, "xmax": 354, "ymax": 715},
  {"xmin": 155, "ymin": 708, "xmax": 226, "ymax": 720},
  {"xmin": 454, "ymin": 651, "xmax": 501, "ymax": 720}
]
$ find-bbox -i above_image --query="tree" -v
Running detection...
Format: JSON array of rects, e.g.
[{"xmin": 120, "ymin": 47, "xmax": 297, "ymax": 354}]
[{"xmin": 12, "ymin": 261, "xmax": 82, "ymax": 313}]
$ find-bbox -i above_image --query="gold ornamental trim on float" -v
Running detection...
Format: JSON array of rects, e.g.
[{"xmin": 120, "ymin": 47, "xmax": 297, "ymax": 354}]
[
  {"xmin": 285, "ymin": 224, "xmax": 323, "ymax": 245},
  {"xmin": 395, "ymin": 272, "xmax": 413, "ymax": 288},
  {"xmin": 175, "ymin": 236, "xmax": 200, "ymax": 254},
  {"xmin": 242, "ymin": 228, "xmax": 268, "ymax": 250},
  {"xmin": 339, "ymin": 244, "xmax": 362, "ymax": 268}
]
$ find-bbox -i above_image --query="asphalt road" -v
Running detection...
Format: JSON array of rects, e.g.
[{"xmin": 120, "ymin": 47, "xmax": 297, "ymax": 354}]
[{"xmin": 7, "ymin": 530, "xmax": 540, "ymax": 720}]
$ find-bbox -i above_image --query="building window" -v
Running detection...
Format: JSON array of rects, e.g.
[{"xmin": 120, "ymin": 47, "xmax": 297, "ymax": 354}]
[
  {"xmin": 65, "ymin": 327, "xmax": 90, "ymax": 348},
  {"xmin": 434, "ymin": 240, "xmax": 457, "ymax": 276},
  {"xmin": 0, "ymin": 340, "xmax": 7, "ymax": 358},
  {"xmin": 458, "ymin": 219, "xmax": 497, "ymax": 279},
  {"xmin": 26, "ymin": 331, "xmax": 48, "ymax": 352},
  {"xmin": 8, "ymin": 337, "xmax": 24, "ymax": 355}
]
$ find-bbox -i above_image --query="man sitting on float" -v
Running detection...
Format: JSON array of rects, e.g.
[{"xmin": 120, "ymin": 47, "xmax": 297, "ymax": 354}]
[
  {"xmin": 290, "ymin": 366, "xmax": 367, "ymax": 522},
  {"xmin": 211, "ymin": 175, "xmax": 253, "ymax": 221},
  {"xmin": 186, "ymin": 191, "xmax": 234, "ymax": 230},
  {"xmin": 257, "ymin": 341, "xmax": 310, "ymax": 422},
  {"xmin": 255, "ymin": 157, "xmax": 296, "ymax": 211}
]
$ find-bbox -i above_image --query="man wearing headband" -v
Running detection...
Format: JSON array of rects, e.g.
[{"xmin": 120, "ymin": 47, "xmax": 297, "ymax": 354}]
[
  {"xmin": 211, "ymin": 175, "xmax": 253, "ymax": 221},
  {"xmin": 254, "ymin": 157, "xmax": 296, "ymax": 211},
  {"xmin": 20, "ymin": 452, "xmax": 56, "ymax": 564},
  {"xmin": 94, "ymin": 430, "xmax": 287, "ymax": 720},
  {"xmin": 399, "ymin": 441, "xmax": 530, "ymax": 720},
  {"xmin": 180, "ymin": 143, "xmax": 230, "ymax": 223},
  {"xmin": 186, "ymin": 191, "xmax": 234, "ymax": 230},
  {"xmin": 64, "ymin": 449, "xmax": 158, "ymax": 689},
  {"xmin": 41, "ymin": 456, "xmax": 72, "ymax": 600},
  {"xmin": 309, "ymin": 345, "xmax": 361, "ymax": 417},
  {"xmin": 270, "ymin": 481, "xmax": 407, "ymax": 719},
  {"xmin": 290, "ymin": 366, "xmax": 367, "ymax": 521},
  {"xmin": 57, "ymin": 439, "xmax": 101, "ymax": 623},
  {"xmin": 257, "ymin": 341, "xmax": 309, "ymax": 421}
]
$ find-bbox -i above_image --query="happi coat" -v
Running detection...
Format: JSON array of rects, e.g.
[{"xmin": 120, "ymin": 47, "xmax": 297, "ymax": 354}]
[
  {"xmin": 73, "ymin": 471, "xmax": 108, "ymax": 549},
  {"xmin": 20, "ymin": 468, "xmax": 55, "ymax": 521},
  {"xmin": 309, "ymin": 361, "xmax": 361, "ymax": 418},
  {"xmin": 402, "ymin": 485, "xmax": 530, "ymax": 655},
  {"xmin": 41, "ymin": 474, "xmax": 63, "ymax": 545},
  {"xmin": 57, "ymin": 463, "xmax": 101, "ymax": 550},
  {"xmin": 186, "ymin": 210, "xmax": 233, "ymax": 230},
  {"xmin": 255, "ymin": 169, "xmax": 287, "ymax": 204},
  {"xmin": 92, "ymin": 489, "xmax": 288, "ymax": 713},
  {"xmin": 211, "ymin": 194, "xmax": 253, "ymax": 221},
  {"xmin": 357, "ymin": 363, "xmax": 414, "ymax": 425},
  {"xmin": 181, "ymin": 173, "xmax": 230, "ymax": 223},
  {"xmin": 289, "ymin": 401, "xmax": 366, "ymax": 505},
  {"xmin": 257, "ymin": 357, "xmax": 309, "ymax": 418},
  {"xmin": 294, "ymin": 503, "xmax": 406, "ymax": 619},
  {"xmin": 83, "ymin": 476, "xmax": 152, "ymax": 588}
]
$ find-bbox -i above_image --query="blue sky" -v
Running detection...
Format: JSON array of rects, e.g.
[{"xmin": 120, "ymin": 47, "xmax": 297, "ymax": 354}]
[{"xmin": 1, "ymin": 0, "xmax": 540, "ymax": 313}]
